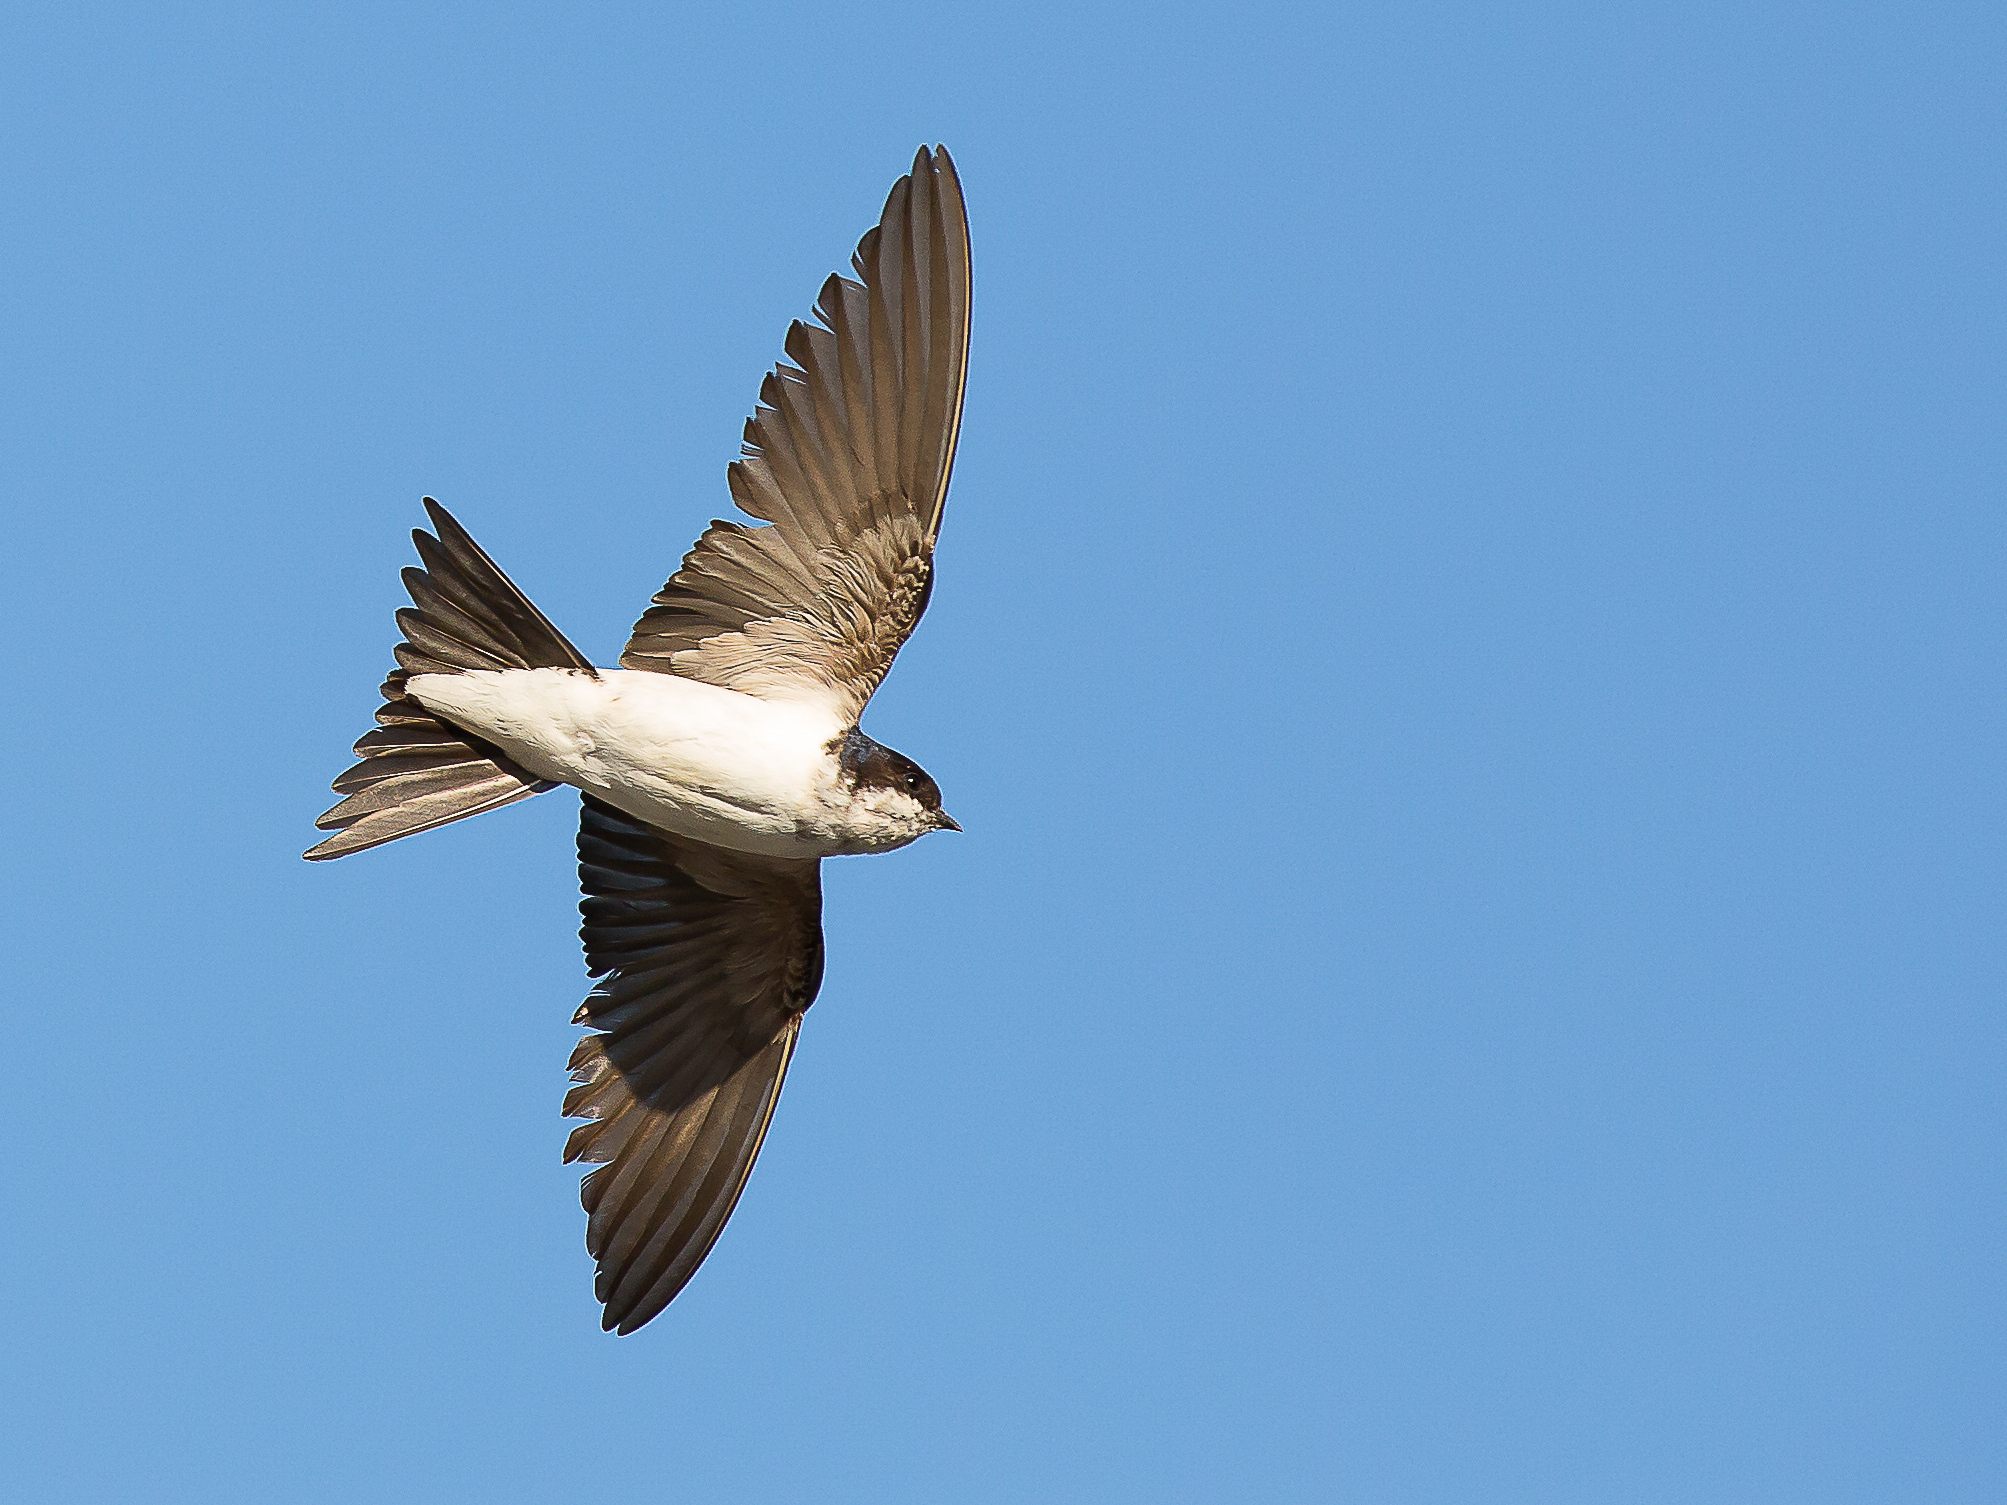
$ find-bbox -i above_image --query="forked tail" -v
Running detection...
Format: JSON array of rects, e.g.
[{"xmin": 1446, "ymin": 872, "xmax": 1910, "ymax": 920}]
[{"xmin": 305, "ymin": 499, "xmax": 595, "ymax": 861}]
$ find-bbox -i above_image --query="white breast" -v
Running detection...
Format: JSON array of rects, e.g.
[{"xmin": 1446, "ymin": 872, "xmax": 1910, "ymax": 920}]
[{"xmin": 405, "ymin": 668, "xmax": 851, "ymax": 857}]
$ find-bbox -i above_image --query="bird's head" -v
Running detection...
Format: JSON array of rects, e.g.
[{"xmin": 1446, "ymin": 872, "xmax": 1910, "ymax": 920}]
[{"xmin": 838, "ymin": 732, "xmax": 960, "ymax": 844}]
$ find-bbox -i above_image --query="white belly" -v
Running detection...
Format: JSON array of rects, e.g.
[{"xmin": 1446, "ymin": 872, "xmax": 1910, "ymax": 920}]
[{"xmin": 406, "ymin": 668, "xmax": 850, "ymax": 858}]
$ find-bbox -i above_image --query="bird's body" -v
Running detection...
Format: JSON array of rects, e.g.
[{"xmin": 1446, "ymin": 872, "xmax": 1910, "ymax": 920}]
[
  {"xmin": 306, "ymin": 145, "xmax": 971, "ymax": 1333},
  {"xmin": 405, "ymin": 667, "xmax": 935, "ymax": 859}
]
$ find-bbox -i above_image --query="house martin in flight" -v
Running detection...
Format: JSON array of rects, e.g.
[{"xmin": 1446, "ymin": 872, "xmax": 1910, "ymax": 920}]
[{"xmin": 308, "ymin": 146, "xmax": 970, "ymax": 1333}]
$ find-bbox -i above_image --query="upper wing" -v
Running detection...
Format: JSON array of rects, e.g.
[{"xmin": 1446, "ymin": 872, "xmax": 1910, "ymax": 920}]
[
  {"xmin": 621, "ymin": 145, "xmax": 971, "ymax": 725},
  {"xmin": 566, "ymin": 798, "xmax": 824, "ymax": 1334}
]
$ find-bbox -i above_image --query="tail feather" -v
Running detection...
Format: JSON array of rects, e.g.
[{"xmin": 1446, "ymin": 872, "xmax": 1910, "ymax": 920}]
[
  {"xmin": 306, "ymin": 500, "xmax": 593, "ymax": 862},
  {"xmin": 398, "ymin": 501, "xmax": 593, "ymax": 678}
]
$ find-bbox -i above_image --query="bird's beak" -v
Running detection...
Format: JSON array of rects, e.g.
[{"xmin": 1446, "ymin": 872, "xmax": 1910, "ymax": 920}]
[{"xmin": 936, "ymin": 811, "xmax": 962, "ymax": 833}]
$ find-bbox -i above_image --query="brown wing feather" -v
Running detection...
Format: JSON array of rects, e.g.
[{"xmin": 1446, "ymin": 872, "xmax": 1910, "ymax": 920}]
[
  {"xmin": 568, "ymin": 798, "xmax": 824, "ymax": 1334},
  {"xmin": 621, "ymin": 146, "xmax": 971, "ymax": 723}
]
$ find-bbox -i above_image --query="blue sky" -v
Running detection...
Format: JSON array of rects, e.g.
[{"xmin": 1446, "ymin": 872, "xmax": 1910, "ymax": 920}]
[{"xmin": 4, "ymin": 3, "xmax": 2002, "ymax": 1499}]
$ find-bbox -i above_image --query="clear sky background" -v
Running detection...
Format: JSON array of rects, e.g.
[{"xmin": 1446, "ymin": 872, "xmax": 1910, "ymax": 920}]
[{"xmin": 3, "ymin": 3, "xmax": 2002, "ymax": 1500}]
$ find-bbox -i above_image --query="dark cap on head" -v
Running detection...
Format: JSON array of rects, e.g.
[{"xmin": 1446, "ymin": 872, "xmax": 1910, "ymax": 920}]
[{"xmin": 838, "ymin": 730, "xmax": 955, "ymax": 826}]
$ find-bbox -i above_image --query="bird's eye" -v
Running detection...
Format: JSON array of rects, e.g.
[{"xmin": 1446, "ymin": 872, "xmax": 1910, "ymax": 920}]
[{"xmin": 903, "ymin": 771, "xmax": 921, "ymax": 790}]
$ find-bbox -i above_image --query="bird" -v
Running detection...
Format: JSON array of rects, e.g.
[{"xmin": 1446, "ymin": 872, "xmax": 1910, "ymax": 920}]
[{"xmin": 305, "ymin": 146, "xmax": 970, "ymax": 1334}]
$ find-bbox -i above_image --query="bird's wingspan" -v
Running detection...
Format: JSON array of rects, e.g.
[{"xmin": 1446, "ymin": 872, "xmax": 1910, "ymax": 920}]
[
  {"xmin": 620, "ymin": 145, "xmax": 972, "ymax": 724},
  {"xmin": 566, "ymin": 797, "xmax": 824, "ymax": 1333}
]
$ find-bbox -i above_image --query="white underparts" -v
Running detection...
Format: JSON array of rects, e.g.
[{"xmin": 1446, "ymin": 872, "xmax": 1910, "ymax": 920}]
[{"xmin": 405, "ymin": 668, "xmax": 934, "ymax": 858}]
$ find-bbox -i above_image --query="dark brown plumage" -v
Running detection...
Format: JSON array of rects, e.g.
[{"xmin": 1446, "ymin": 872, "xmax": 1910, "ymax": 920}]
[
  {"xmin": 569, "ymin": 799, "xmax": 823, "ymax": 1333},
  {"xmin": 621, "ymin": 145, "xmax": 971, "ymax": 723},
  {"xmin": 305, "ymin": 499, "xmax": 594, "ymax": 861}
]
